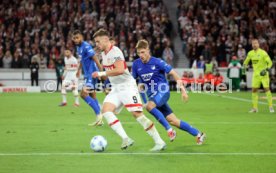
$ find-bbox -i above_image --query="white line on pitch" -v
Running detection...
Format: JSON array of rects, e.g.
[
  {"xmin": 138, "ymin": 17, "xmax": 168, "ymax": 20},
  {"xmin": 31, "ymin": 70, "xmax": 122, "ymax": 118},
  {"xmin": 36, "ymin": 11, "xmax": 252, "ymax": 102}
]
[
  {"xmin": 202, "ymin": 93, "xmax": 276, "ymax": 106},
  {"xmin": 0, "ymin": 152, "xmax": 276, "ymax": 156},
  {"xmin": 121, "ymin": 122, "xmax": 276, "ymax": 125}
]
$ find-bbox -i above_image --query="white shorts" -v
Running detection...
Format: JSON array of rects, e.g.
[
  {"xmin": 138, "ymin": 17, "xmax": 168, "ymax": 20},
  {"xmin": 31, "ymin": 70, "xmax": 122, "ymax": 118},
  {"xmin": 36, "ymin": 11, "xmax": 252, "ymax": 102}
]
[
  {"xmin": 63, "ymin": 74, "xmax": 78, "ymax": 88},
  {"xmin": 104, "ymin": 85, "xmax": 143, "ymax": 112}
]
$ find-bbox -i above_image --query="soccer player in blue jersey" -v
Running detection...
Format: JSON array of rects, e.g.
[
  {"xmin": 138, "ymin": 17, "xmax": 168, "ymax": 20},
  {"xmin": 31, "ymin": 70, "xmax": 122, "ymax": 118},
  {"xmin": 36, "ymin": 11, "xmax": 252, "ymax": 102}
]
[
  {"xmin": 72, "ymin": 30, "xmax": 103, "ymax": 126},
  {"xmin": 132, "ymin": 39, "xmax": 206, "ymax": 145}
]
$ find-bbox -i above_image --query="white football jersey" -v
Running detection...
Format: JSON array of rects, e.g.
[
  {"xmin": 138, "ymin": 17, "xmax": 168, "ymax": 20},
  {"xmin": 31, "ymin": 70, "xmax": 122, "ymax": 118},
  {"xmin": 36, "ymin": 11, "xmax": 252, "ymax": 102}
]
[
  {"xmin": 64, "ymin": 56, "xmax": 79, "ymax": 80},
  {"xmin": 64, "ymin": 55, "xmax": 78, "ymax": 72},
  {"xmin": 102, "ymin": 46, "xmax": 135, "ymax": 85}
]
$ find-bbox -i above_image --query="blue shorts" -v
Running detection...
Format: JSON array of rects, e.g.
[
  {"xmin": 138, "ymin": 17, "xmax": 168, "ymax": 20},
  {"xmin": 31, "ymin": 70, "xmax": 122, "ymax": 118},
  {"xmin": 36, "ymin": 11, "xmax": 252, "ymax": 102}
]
[
  {"xmin": 84, "ymin": 78, "xmax": 98, "ymax": 90},
  {"xmin": 157, "ymin": 103, "xmax": 173, "ymax": 117},
  {"xmin": 149, "ymin": 91, "xmax": 173, "ymax": 117},
  {"xmin": 103, "ymin": 79, "xmax": 112, "ymax": 89}
]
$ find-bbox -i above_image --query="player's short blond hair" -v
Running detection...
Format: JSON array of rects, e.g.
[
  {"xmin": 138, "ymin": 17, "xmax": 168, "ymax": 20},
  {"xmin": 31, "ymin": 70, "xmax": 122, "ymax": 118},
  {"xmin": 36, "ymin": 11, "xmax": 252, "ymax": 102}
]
[
  {"xmin": 136, "ymin": 39, "xmax": 149, "ymax": 50},
  {"xmin": 93, "ymin": 29, "xmax": 109, "ymax": 38}
]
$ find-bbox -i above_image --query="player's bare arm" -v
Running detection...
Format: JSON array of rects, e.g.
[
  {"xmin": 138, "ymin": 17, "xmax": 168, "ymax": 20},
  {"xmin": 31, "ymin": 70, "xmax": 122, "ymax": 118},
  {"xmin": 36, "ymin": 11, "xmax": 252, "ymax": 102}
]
[
  {"xmin": 92, "ymin": 55, "xmax": 103, "ymax": 71},
  {"xmin": 92, "ymin": 60, "xmax": 125, "ymax": 78},
  {"xmin": 169, "ymin": 70, "xmax": 188, "ymax": 102}
]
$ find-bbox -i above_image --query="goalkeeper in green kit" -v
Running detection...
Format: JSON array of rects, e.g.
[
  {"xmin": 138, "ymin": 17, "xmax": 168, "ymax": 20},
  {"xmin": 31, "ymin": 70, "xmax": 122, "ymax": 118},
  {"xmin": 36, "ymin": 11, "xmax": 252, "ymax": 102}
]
[{"xmin": 243, "ymin": 39, "xmax": 274, "ymax": 113}]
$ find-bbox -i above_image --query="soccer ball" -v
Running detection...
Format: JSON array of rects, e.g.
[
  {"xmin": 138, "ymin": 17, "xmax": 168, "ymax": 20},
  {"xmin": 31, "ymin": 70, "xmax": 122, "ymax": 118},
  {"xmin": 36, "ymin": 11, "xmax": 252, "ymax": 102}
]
[{"xmin": 90, "ymin": 135, "xmax": 107, "ymax": 152}]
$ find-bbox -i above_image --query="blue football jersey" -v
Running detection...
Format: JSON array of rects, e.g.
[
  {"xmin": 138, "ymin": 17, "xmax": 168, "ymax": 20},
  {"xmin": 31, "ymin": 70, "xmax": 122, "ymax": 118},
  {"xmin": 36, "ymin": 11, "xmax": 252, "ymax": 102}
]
[
  {"xmin": 132, "ymin": 57, "xmax": 172, "ymax": 96},
  {"xmin": 76, "ymin": 41, "xmax": 98, "ymax": 78}
]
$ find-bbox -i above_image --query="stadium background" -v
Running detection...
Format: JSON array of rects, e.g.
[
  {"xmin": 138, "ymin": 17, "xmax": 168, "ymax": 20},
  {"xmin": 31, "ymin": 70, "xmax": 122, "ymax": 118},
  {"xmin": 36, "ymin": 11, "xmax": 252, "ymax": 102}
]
[{"xmin": 0, "ymin": 0, "xmax": 275, "ymax": 91}]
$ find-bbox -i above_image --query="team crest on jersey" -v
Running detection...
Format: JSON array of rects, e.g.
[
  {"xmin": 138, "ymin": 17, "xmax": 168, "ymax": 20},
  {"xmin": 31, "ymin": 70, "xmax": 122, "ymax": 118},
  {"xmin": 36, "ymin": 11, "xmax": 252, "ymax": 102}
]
[
  {"xmin": 141, "ymin": 73, "xmax": 153, "ymax": 81},
  {"xmin": 151, "ymin": 65, "xmax": 156, "ymax": 70}
]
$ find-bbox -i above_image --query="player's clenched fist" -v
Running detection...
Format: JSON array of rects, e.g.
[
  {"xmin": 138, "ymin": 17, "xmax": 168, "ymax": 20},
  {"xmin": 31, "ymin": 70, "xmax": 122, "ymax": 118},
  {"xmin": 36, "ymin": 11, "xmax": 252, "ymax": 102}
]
[{"xmin": 92, "ymin": 72, "xmax": 99, "ymax": 78}]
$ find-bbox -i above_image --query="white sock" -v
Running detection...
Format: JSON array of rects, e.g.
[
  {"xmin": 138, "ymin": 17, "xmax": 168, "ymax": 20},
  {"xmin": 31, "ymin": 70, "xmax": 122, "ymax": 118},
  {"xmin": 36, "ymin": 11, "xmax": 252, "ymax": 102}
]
[
  {"xmin": 103, "ymin": 112, "xmax": 128, "ymax": 140},
  {"xmin": 73, "ymin": 89, "xmax": 79, "ymax": 104},
  {"xmin": 167, "ymin": 128, "xmax": 173, "ymax": 132},
  {"xmin": 61, "ymin": 88, "xmax": 67, "ymax": 103},
  {"xmin": 136, "ymin": 115, "xmax": 164, "ymax": 145}
]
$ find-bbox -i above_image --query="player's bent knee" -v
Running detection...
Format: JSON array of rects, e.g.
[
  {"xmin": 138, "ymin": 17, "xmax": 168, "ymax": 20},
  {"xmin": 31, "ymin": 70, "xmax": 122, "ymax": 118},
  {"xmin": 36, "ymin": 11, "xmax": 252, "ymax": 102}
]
[
  {"xmin": 264, "ymin": 88, "xmax": 270, "ymax": 92},
  {"xmin": 252, "ymin": 88, "xmax": 258, "ymax": 93},
  {"xmin": 146, "ymin": 102, "xmax": 156, "ymax": 111},
  {"xmin": 102, "ymin": 103, "xmax": 116, "ymax": 113},
  {"xmin": 132, "ymin": 111, "xmax": 143, "ymax": 118},
  {"xmin": 80, "ymin": 90, "xmax": 88, "ymax": 98}
]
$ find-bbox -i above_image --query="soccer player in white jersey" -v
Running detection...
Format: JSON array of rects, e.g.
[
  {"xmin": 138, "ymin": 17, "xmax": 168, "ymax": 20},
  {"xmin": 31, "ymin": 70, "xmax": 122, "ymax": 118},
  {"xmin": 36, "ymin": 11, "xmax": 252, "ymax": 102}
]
[
  {"xmin": 59, "ymin": 49, "xmax": 80, "ymax": 107},
  {"xmin": 92, "ymin": 29, "xmax": 166, "ymax": 151}
]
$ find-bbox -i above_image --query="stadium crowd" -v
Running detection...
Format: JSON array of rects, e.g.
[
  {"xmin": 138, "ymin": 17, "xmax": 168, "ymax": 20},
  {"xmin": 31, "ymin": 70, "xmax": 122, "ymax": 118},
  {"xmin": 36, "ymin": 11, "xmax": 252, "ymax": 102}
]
[
  {"xmin": 177, "ymin": 0, "xmax": 276, "ymax": 68},
  {"xmin": 0, "ymin": 0, "xmax": 173, "ymax": 69}
]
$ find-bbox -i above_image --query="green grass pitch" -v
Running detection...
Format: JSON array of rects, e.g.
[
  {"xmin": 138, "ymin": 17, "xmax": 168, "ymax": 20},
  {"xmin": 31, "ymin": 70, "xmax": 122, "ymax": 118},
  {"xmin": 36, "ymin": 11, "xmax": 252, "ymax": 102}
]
[{"xmin": 0, "ymin": 91, "xmax": 276, "ymax": 173}]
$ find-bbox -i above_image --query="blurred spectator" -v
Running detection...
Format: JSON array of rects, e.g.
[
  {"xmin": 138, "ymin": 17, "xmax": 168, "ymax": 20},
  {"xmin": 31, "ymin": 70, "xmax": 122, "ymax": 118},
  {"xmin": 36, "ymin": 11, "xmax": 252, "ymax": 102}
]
[
  {"xmin": 196, "ymin": 73, "xmax": 205, "ymax": 85},
  {"xmin": 213, "ymin": 70, "xmax": 224, "ymax": 87},
  {"xmin": 177, "ymin": 0, "xmax": 275, "ymax": 66},
  {"xmin": 48, "ymin": 59, "xmax": 55, "ymax": 69},
  {"xmin": 11, "ymin": 51, "xmax": 22, "ymax": 68},
  {"xmin": 210, "ymin": 57, "xmax": 218, "ymax": 70},
  {"xmin": 2, "ymin": 51, "xmax": 12, "ymax": 68},
  {"xmin": 55, "ymin": 59, "xmax": 64, "ymax": 91},
  {"xmin": 29, "ymin": 59, "xmax": 39, "ymax": 86},
  {"xmin": 237, "ymin": 44, "xmax": 246, "ymax": 61},
  {"xmin": 0, "ymin": 0, "xmax": 173, "ymax": 69},
  {"xmin": 162, "ymin": 42, "xmax": 174, "ymax": 65},
  {"xmin": 192, "ymin": 55, "xmax": 205, "ymax": 69},
  {"xmin": 204, "ymin": 59, "xmax": 215, "ymax": 74},
  {"xmin": 0, "ymin": 49, "xmax": 3, "ymax": 68},
  {"xmin": 201, "ymin": 44, "xmax": 211, "ymax": 61},
  {"xmin": 227, "ymin": 56, "xmax": 242, "ymax": 91}
]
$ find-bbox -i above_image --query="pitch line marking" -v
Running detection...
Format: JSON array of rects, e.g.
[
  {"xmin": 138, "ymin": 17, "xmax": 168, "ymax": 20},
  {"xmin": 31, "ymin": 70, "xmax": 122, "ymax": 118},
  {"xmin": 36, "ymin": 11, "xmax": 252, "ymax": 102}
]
[
  {"xmin": 202, "ymin": 93, "xmax": 276, "ymax": 106},
  {"xmin": 0, "ymin": 152, "xmax": 276, "ymax": 156},
  {"xmin": 121, "ymin": 122, "xmax": 276, "ymax": 125}
]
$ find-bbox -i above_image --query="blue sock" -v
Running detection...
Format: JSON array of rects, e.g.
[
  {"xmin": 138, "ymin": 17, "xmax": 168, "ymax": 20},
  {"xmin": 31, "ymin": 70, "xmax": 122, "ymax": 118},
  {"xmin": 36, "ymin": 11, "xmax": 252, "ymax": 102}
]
[
  {"xmin": 140, "ymin": 92, "xmax": 147, "ymax": 104},
  {"xmin": 150, "ymin": 108, "xmax": 171, "ymax": 130},
  {"xmin": 83, "ymin": 96, "xmax": 101, "ymax": 115},
  {"xmin": 94, "ymin": 98, "xmax": 101, "ymax": 109},
  {"xmin": 180, "ymin": 121, "xmax": 199, "ymax": 136}
]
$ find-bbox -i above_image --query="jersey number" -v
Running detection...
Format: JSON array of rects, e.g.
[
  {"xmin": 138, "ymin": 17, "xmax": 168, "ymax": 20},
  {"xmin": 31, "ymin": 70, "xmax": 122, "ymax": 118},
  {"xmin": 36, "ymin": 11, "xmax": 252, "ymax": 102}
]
[{"xmin": 132, "ymin": 96, "xmax": 138, "ymax": 103}]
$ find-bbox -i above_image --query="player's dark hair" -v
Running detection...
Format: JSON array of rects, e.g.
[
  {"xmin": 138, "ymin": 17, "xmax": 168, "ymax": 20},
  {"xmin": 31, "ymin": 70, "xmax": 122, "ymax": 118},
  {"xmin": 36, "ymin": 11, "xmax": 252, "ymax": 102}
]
[
  {"xmin": 109, "ymin": 36, "xmax": 114, "ymax": 41},
  {"xmin": 93, "ymin": 29, "xmax": 109, "ymax": 38},
  {"xmin": 136, "ymin": 39, "xmax": 149, "ymax": 49},
  {"xmin": 72, "ymin": 30, "xmax": 82, "ymax": 36}
]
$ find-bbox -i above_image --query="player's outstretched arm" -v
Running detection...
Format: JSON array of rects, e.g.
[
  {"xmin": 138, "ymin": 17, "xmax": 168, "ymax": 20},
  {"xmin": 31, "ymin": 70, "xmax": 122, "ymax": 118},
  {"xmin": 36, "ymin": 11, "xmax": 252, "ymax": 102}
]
[
  {"xmin": 92, "ymin": 60, "xmax": 125, "ymax": 78},
  {"xmin": 168, "ymin": 70, "xmax": 188, "ymax": 102},
  {"xmin": 92, "ymin": 55, "xmax": 103, "ymax": 71}
]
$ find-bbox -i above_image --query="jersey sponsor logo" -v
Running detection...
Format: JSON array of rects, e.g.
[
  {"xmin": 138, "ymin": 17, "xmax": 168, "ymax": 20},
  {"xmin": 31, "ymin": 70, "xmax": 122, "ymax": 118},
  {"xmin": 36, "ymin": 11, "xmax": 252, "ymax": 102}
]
[
  {"xmin": 252, "ymin": 60, "xmax": 259, "ymax": 64},
  {"xmin": 141, "ymin": 73, "xmax": 153, "ymax": 81},
  {"xmin": 67, "ymin": 64, "xmax": 78, "ymax": 68},
  {"xmin": 114, "ymin": 56, "xmax": 122, "ymax": 61}
]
